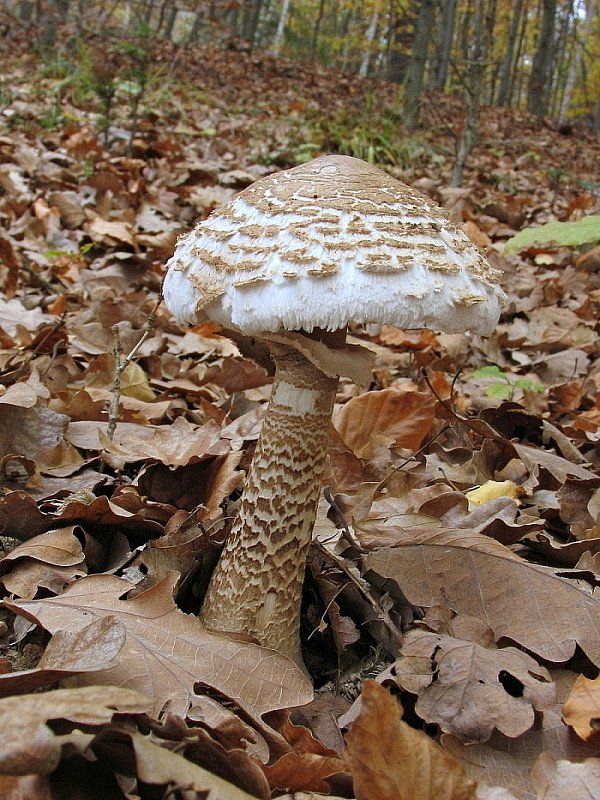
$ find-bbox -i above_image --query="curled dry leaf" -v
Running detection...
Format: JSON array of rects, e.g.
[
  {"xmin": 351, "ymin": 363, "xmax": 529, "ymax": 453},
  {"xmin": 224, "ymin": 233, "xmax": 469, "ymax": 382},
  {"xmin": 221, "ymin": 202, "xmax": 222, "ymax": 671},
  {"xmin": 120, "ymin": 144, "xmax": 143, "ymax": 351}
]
[
  {"xmin": 0, "ymin": 685, "xmax": 150, "ymax": 775},
  {"xmin": 562, "ymin": 674, "xmax": 600, "ymax": 741},
  {"xmin": 394, "ymin": 629, "xmax": 555, "ymax": 742},
  {"xmin": 343, "ymin": 680, "xmax": 477, "ymax": 800},
  {"xmin": 334, "ymin": 386, "xmax": 436, "ymax": 458},
  {"xmin": 365, "ymin": 529, "xmax": 600, "ymax": 666},
  {"xmin": 0, "ymin": 617, "xmax": 126, "ymax": 697},
  {"xmin": 130, "ymin": 732, "xmax": 263, "ymax": 800},
  {"xmin": 6, "ymin": 572, "xmax": 313, "ymax": 718},
  {"xmin": 0, "ymin": 490, "xmax": 163, "ymax": 541},
  {"xmin": 0, "ymin": 405, "xmax": 82, "ymax": 473},
  {"xmin": 262, "ymin": 752, "xmax": 348, "ymax": 795},
  {"xmin": 98, "ymin": 416, "xmax": 230, "ymax": 467},
  {"xmin": 0, "ymin": 526, "xmax": 86, "ymax": 599}
]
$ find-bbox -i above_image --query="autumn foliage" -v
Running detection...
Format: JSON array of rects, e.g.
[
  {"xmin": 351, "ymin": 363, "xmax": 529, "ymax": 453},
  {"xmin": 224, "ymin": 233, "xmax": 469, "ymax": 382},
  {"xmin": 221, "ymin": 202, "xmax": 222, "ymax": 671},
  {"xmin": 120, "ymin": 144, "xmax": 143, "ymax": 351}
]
[{"xmin": 0, "ymin": 15, "xmax": 600, "ymax": 800}]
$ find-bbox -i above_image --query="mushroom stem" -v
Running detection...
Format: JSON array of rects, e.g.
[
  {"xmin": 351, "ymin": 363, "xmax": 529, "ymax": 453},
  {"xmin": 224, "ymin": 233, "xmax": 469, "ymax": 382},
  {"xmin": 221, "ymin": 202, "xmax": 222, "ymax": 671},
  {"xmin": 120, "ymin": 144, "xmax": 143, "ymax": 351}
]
[{"xmin": 200, "ymin": 338, "xmax": 340, "ymax": 669}]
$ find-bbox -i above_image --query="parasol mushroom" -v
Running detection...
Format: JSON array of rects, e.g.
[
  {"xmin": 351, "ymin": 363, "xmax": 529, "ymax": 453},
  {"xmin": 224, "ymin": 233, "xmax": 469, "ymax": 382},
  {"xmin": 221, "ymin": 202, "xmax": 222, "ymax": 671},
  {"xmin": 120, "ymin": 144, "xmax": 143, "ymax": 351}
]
[{"xmin": 162, "ymin": 154, "xmax": 505, "ymax": 671}]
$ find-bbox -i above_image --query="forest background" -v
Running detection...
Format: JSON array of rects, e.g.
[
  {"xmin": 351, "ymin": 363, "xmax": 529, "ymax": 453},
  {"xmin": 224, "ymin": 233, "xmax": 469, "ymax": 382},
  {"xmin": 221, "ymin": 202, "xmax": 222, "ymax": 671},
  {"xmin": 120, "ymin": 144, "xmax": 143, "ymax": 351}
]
[{"xmin": 0, "ymin": 1, "xmax": 600, "ymax": 799}]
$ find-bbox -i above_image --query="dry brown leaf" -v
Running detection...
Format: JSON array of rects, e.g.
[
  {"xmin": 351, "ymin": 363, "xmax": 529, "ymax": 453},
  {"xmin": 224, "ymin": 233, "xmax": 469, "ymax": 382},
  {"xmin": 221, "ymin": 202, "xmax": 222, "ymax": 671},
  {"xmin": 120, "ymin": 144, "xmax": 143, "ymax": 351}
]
[
  {"xmin": 394, "ymin": 629, "xmax": 554, "ymax": 742},
  {"xmin": 562, "ymin": 675, "xmax": 600, "ymax": 741},
  {"xmin": 531, "ymin": 753, "xmax": 600, "ymax": 800},
  {"xmin": 343, "ymin": 680, "xmax": 477, "ymax": 800},
  {"xmin": 334, "ymin": 387, "xmax": 436, "ymax": 458},
  {"xmin": 98, "ymin": 416, "xmax": 230, "ymax": 467},
  {"xmin": 0, "ymin": 369, "xmax": 50, "ymax": 408},
  {"xmin": 0, "ymin": 526, "xmax": 86, "ymax": 599},
  {"xmin": 0, "ymin": 685, "xmax": 149, "ymax": 775},
  {"xmin": 443, "ymin": 670, "xmax": 600, "ymax": 800},
  {"xmin": 6, "ymin": 572, "xmax": 312, "ymax": 718},
  {"xmin": 0, "ymin": 406, "xmax": 82, "ymax": 473},
  {"xmin": 3, "ymin": 490, "xmax": 163, "ymax": 541},
  {"xmin": 366, "ymin": 529, "xmax": 600, "ymax": 666},
  {"xmin": 131, "ymin": 732, "xmax": 261, "ymax": 800},
  {"xmin": 262, "ymin": 752, "xmax": 347, "ymax": 794},
  {"xmin": 87, "ymin": 216, "xmax": 136, "ymax": 247},
  {"xmin": 0, "ymin": 617, "xmax": 126, "ymax": 697}
]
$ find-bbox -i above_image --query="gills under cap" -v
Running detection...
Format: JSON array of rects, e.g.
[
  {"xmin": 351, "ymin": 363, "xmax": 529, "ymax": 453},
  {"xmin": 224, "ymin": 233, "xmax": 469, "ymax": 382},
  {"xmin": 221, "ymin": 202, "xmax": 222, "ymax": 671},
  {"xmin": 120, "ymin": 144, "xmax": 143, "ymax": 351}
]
[{"xmin": 163, "ymin": 155, "xmax": 505, "ymax": 336}]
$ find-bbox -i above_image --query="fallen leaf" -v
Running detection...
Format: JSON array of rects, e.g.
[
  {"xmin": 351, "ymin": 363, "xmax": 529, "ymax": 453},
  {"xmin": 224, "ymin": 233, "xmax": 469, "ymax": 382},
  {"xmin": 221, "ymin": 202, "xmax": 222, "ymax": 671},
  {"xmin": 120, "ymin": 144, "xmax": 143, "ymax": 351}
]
[
  {"xmin": 530, "ymin": 752, "xmax": 600, "ymax": 800},
  {"xmin": 0, "ymin": 617, "xmax": 126, "ymax": 697},
  {"xmin": 343, "ymin": 680, "xmax": 477, "ymax": 800},
  {"xmin": 366, "ymin": 530, "xmax": 600, "ymax": 667},
  {"xmin": 334, "ymin": 387, "xmax": 436, "ymax": 457},
  {"xmin": 562, "ymin": 674, "xmax": 600, "ymax": 741},
  {"xmin": 6, "ymin": 572, "xmax": 313, "ymax": 718},
  {"xmin": 0, "ymin": 685, "xmax": 150, "ymax": 775},
  {"xmin": 394, "ymin": 629, "xmax": 554, "ymax": 742}
]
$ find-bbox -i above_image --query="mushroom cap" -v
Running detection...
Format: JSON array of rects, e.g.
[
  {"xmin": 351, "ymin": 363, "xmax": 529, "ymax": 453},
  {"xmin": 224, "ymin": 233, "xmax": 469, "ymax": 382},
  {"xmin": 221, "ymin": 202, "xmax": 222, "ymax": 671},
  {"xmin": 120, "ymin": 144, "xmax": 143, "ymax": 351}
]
[{"xmin": 163, "ymin": 155, "xmax": 505, "ymax": 336}]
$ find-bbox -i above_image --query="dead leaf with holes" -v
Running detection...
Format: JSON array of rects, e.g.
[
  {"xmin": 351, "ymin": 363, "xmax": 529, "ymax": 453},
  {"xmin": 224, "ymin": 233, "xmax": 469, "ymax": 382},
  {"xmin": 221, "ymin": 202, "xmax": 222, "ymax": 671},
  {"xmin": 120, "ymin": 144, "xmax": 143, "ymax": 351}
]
[
  {"xmin": 394, "ymin": 628, "xmax": 555, "ymax": 742},
  {"xmin": 6, "ymin": 572, "xmax": 313, "ymax": 719}
]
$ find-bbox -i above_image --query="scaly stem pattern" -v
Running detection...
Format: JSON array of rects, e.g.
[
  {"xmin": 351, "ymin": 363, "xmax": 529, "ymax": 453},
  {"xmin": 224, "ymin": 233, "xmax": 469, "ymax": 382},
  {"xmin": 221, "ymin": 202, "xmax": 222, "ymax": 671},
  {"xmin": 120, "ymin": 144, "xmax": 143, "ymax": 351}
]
[{"xmin": 200, "ymin": 344, "xmax": 338, "ymax": 669}]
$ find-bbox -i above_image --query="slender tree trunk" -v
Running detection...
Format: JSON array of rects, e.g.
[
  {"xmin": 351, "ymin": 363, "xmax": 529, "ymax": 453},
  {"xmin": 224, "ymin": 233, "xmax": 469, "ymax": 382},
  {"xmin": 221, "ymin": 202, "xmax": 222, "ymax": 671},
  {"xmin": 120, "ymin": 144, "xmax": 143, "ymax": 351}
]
[
  {"xmin": 309, "ymin": 0, "xmax": 326, "ymax": 63},
  {"xmin": 558, "ymin": 0, "xmax": 594, "ymax": 124},
  {"xmin": 451, "ymin": 0, "xmax": 488, "ymax": 186},
  {"xmin": 359, "ymin": 8, "xmax": 379, "ymax": 77},
  {"xmin": 402, "ymin": 0, "xmax": 437, "ymax": 129},
  {"xmin": 271, "ymin": 0, "xmax": 291, "ymax": 55},
  {"xmin": 527, "ymin": 0, "xmax": 557, "ymax": 116},
  {"xmin": 496, "ymin": 0, "xmax": 524, "ymax": 105},
  {"xmin": 430, "ymin": 0, "xmax": 458, "ymax": 90}
]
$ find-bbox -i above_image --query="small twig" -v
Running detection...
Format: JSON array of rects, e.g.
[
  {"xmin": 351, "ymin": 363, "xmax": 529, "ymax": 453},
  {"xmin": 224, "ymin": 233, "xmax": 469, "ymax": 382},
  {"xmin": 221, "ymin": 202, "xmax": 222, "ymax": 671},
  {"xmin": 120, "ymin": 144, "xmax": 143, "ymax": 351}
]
[
  {"xmin": 106, "ymin": 296, "xmax": 162, "ymax": 440},
  {"xmin": 420, "ymin": 366, "xmax": 508, "ymax": 445},
  {"xmin": 375, "ymin": 424, "xmax": 451, "ymax": 493},
  {"xmin": 323, "ymin": 486, "xmax": 364, "ymax": 552}
]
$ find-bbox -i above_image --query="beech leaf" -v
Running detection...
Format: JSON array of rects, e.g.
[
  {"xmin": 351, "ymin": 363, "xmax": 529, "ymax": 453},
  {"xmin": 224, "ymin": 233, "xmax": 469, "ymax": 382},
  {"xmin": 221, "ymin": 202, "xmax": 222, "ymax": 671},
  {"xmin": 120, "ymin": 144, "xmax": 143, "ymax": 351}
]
[
  {"xmin": 562, "ymin": 675, "xmax": 600, "ymax": 741},
  {"xmin": 343, "ymin": 681, "xmax": 477, "ymax": 800}
]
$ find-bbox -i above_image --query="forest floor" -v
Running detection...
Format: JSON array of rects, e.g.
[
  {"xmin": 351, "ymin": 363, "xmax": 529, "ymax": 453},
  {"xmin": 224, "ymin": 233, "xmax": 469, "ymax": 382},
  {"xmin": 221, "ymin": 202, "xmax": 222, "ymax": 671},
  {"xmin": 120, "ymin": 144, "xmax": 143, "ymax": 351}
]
[{"xmin": 1, "ymin": 15, "xmax": 600, "ymax": 800}]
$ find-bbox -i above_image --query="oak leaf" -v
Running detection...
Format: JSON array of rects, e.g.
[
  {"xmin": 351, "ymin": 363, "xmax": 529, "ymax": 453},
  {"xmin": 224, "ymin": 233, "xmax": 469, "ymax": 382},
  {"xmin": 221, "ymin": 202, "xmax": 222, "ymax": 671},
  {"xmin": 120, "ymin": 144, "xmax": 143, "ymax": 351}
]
[
  {"xmin": 6, "ymin": 572, "xmax": 312, "ymax": 718},
  {"xmin": 366, "ymin": 529, "xmax": 600, "ymax": 666},
  {"xmin": 395, "ymin": 629, "xmax": 554, "ymax": 742}
]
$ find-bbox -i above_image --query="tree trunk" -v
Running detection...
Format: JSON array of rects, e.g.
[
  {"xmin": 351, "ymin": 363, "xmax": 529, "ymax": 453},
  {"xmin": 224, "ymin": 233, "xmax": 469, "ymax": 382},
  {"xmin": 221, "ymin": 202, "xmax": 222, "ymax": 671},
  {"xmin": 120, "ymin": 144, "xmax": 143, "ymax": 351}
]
[
  {"xmin": 359, "ymin": 8, "xmax": 379, "ymax": 77},
  {"xmin": 402, "ymin": 0, "xmax": 437, "ymax": 129},
  {"xmin": 430, "ymin": 0, "xmax": 457, "ymax": 91},
  {"xmin": 558, "ymin": 0, "xmax": 594, "ymax": 124},
  {"xmin": 451, "ymin": 0, "xmax": 488, "ymax": 186},
  {"xmin": 271, "ymin": 0, "xmax": 291, "ymax": 55},
  {"xmin": 527, "ymin": 0, "xmax": 557, "ymax": 116},
  {"xmin": 309, "ymin": 0, "xmax": 326, "ymax": 64},
  {"xmin": 496, "ymin": 0, "xmax": 524, "ymax": 106}
]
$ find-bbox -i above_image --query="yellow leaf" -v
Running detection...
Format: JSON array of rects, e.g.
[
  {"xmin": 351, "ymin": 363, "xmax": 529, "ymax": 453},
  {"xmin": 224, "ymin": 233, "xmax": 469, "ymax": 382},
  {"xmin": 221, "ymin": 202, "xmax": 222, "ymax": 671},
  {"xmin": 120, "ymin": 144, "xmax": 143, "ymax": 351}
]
[{"xmin": 120, "ymin": 362, "xmax": 156, "ymax": 402}]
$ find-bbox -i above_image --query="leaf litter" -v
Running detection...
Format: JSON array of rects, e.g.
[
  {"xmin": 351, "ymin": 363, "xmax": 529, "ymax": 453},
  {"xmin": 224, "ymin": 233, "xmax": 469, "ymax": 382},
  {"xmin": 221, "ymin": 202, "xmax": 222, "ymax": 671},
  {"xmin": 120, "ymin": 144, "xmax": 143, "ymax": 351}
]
[{"xmin": 0, "ymin": 17, "xmax": 600, "ymax": 800}]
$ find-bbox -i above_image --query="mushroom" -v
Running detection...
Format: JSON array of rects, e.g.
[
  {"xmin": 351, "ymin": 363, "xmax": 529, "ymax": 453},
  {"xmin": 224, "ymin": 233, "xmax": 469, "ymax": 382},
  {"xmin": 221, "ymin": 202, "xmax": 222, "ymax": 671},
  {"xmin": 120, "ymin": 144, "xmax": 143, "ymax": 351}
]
[{"xmin": 162, "ymin": 154, "xmax": 505, "ymax": 671}]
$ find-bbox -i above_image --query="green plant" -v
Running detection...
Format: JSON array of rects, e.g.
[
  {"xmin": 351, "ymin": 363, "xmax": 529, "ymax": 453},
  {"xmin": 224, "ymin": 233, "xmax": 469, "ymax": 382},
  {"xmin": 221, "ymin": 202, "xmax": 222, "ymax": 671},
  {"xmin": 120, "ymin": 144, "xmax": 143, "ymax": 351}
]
[
  {"xmin": 470, "ymin": 366, "xmax": 545, "ymax": 400},
  {"xmin": 504, "ymin": 215, "xmax": 600, "ymax": 254}
]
